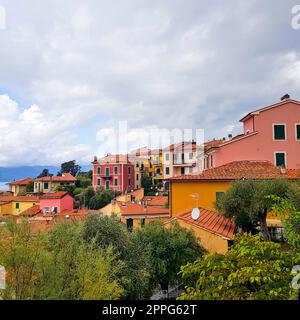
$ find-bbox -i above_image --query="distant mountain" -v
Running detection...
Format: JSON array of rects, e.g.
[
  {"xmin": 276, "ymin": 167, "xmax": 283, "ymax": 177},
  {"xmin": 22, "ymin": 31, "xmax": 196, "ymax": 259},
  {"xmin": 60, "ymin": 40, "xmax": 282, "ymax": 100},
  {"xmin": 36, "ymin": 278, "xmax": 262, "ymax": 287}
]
[{"xmin": 0, "ymin": 165, "xmax": 91, "ymax": 182}]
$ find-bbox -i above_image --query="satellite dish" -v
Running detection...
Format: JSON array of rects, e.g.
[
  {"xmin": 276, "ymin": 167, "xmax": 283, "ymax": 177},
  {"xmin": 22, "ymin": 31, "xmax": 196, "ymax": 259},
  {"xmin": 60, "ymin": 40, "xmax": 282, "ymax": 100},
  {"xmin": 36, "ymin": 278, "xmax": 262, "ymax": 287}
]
[{"xmin": 191, "ymin": 208, "xmax": 200, "ymax": 220}]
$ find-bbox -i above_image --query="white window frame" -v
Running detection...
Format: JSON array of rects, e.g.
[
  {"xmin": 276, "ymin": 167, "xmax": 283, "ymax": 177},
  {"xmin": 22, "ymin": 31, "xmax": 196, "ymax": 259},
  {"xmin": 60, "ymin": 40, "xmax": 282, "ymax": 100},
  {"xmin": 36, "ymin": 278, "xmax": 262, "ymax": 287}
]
[
  {"xmin": 295, "ymin": 123, "xmax": 300, "ymax": 141},
  {"xmin": 165, "ymin": 153, "xmax": 170, "ymax": 161},
  {"xmin": 273, "ymin": 123, "xmax": 286, "ymax": 141},
  {"xmin": 114, "ymin": 166, "xmax": 118, "ymax": 174},
  {"xmin": 274, "ymin": 151, "xmax": 287, "ymax": 167}
]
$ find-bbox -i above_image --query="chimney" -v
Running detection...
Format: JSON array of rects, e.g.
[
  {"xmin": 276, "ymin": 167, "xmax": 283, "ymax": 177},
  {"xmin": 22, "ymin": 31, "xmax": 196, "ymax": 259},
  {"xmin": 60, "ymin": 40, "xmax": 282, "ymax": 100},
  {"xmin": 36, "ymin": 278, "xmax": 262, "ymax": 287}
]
[
  {"xmin": 281, "ymin": 94, "xmax": 290, "ymax": 101},
  {"xmin": 93, "ymin": 156, "xmax": 98, "ymax": 163}
]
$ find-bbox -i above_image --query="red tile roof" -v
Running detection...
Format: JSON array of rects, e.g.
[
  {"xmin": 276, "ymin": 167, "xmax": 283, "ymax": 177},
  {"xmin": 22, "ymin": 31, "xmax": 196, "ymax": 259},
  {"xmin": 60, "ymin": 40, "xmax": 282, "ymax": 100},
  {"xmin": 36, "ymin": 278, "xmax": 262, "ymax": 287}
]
[
  {"xmin": 117, "ymin": 201, "xmax": 169, "ymax": 216},
  {"xmin": 96, "ymin": 154, "xmax": 133, "ymax": 164},
  {"xmin": 7, "ymin": 178, "xmax": 33, "ymax": 186},
  {"xmin": 169, "ymin": 160, "xmax": 300, "ymax": 181},
  {"xmin": 0, "ymin": 196, "xmax": 39, "ymax": 202},
  {"xmin": 40, "ymin": 191, "xmax": 70, "ymax": 199},
  {"xmin": 20, "ymin": 205, "xmax": 41, "ymax": 217},
  {"xmin": 35, "ymin": 173, "xmax": 77, "ymax": 182},
  {"xmin": 142, "ymin": 196, "xmax": 168, "ymax": 207},
  {"xmin": 178, "ymin": 207, "xmax": 235, "ymax": 240},
  {"xmin": 129, "ymin": 189, "xmax": 144, "ymax": 198}
]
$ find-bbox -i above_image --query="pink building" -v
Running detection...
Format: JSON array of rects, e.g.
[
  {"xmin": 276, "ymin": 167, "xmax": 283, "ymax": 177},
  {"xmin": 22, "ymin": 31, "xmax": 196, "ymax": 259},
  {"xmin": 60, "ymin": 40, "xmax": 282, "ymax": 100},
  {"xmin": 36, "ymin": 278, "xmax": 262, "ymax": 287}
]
[
  {"xmin": 39, "ymin": 191, "xmax": 74, "ymax": 214},
  {"xmin": 206, "ymin": 95, "xmax": 300, "ymax": 169},
  {"xmin": 92, "ymin": 154, "xmax": 135, "ymax": 194}
]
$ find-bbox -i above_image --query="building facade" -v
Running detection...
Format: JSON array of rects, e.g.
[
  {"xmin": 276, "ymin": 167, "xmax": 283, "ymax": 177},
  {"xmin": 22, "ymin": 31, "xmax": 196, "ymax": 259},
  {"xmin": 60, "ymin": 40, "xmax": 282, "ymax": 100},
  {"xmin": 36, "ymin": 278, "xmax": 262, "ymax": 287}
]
[
  {"xmin": 206, "ymin": 96, "xmax": 300, "ymax": 169},
  {"xmin": 33, "ymin": 173, "xmax": 77, "ymax": 193},
  {"xmin": 92, "ymin": 154, "xmax": 135, "ymax": 194}
]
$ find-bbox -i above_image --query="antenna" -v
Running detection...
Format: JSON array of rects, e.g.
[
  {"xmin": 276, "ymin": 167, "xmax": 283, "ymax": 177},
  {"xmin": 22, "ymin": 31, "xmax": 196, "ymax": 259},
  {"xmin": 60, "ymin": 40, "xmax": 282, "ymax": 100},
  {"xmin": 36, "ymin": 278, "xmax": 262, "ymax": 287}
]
[{"xmin": 191, "ymin": 208, "xmax": 200, "ymax": 220}]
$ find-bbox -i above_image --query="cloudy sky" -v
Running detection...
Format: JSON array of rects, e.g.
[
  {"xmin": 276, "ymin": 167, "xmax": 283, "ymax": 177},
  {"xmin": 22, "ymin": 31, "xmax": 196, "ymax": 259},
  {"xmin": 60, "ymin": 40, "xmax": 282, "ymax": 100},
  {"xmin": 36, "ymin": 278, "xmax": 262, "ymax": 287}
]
[{"xmin": 0, "ymin": 0, "xmax": 300, "ymax": 166}]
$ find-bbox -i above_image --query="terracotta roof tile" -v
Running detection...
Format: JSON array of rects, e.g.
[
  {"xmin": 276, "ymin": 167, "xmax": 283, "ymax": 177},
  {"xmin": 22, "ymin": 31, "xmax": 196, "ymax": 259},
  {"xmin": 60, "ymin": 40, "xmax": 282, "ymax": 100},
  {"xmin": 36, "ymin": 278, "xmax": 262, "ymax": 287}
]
[
  {"xmin": 20, "ymin": 205, "xmax": 41, "ymax": 217},
  {"xmin": 170, "ymin": 160, "xmax": 300, "ymax": 181},
  {"xmin": 142, "ymin": 196, "xmax": 168, "ymax": 207},
  {"xmin": 35, "ymin": 173, "xmax": 77, "ymax": 182},
  {"xmin": 178, "ymin": 207, "xmax": 235, "ymax": 240},
  {"xmin": 0, "ymin": 196, "xmax": 39, "ymax": 202},
  {"xmin": 7, "ymin": 178, "xmax": 33, "ymax": 186},
  {"xmin": 117, "ymin": 201, "xmax": 169, "ymax": 216},
  {"xmin": 40, "ymin": 192, "xmax": 70, "ymax": 199}
]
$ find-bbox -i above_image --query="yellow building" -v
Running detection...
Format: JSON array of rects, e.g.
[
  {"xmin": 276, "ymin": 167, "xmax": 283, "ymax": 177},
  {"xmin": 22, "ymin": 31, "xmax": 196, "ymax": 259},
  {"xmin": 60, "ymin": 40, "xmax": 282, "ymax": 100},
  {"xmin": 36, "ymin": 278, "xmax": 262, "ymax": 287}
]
[
  {"xmin": 150, "ymin": 149, "xmax": 163, "ymax": 187},
  {"xmin": 168, "ymin": 160, "xmax": 300, "ymax": 253},
  {"xmin": 6, "ymin": 178, "xmax": 33, "ymax": 196},
  {"xmin": 0, "ymin": 196, "xmax": 39, "ymax": 216}
]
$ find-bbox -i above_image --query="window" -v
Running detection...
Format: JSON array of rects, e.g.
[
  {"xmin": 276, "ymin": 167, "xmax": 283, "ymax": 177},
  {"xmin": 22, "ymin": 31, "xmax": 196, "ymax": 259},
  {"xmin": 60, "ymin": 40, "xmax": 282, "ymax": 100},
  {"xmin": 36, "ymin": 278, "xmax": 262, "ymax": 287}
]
[
  {"xmin": 189, "ymin": 152, "xmax": 193, "ymax": 160},
  {"xmin": 15, "ymin": 203, "xmax": 20, "ymax": 209},
  {"xmin": 216, "ymin": 192, "xmax": 225, "ymax": 204},
  {"xmin": 43, "ymin": 207, "xmax": 50, "ymax": 213},
  {"xmin": 166, "ymin": 167, "xmax": 170, "ymax": 175},
  {"xmin": 128, "ymin": 179, "xmax": 131, "ymax": 186},
  {"xmin": 156, "ymin": 168, "xmax": 161, "ymax": 174},
  {"xmin": 136, "ymin": 174, "xmax": 139, "ymax": 181},
  {"xmin": 174, "ymin": 154, "xmax": 177, "ymax": 161},
  {"xmin": 114, "ymin": 166, "xmax": 118, "ymax": 174},
  {"xmin": 114, "ymin": 178, "xmax": 118, "ymax": 186},
  {"xmin": 53, "ymin": 207, "xmax": 58, "ymax": 214},
  {"xmin": 188, "ymin": 167, "xmax": 193, "ymax": 174},
  {"xmin": 105, "ymin": 180, "xmax": 110, "ymax": 190},
  {"xmin": 181, "ymin": 167, "xmax": 185, "ymax": 175},
  {"xmin": 275, "ymin": 152, "xmax": 286, "ymax": 167},
  {"xmin": 165, "ymin": 153, "xmax": 169, "ymax": 161},
  {"xmin": 127, "ymin": 218, "xmax": 133, "ymax": 231},
  {"xmin": 44, "ymin": 182, "xmax": 49, "ymax": 189},
  {"xmin": 128, "ymin": 167, "xmax": 131, "ymax": 174},
  {"xmin": 273, "ymin": 124, "xmax": 286, "ymax": 140},
  {"xmin": 97, "ymin": 179, "xmax": 101, "ymax": 186},
  {"xmin": 296, "ymin": 124, "xmax": 300, "ymax": 140},
  {"xmin": 97, "ymin": 167, "xmax": 101, "ymax": 174},
  {"xmin": 105, "ymin": 167, "xmax": 110, "ymax": 176}
]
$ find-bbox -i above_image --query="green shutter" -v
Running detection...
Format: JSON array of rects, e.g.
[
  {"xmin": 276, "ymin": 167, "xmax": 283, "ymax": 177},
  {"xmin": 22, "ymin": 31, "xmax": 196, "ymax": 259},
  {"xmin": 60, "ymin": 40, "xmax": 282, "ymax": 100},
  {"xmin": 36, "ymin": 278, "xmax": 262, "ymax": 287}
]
[
  {"xmin": 216, "ymin": 192, "xmax": 225, "ymax": 204},
  {"xmin": 274, "ymin": 125, "xmax": 285, "ymax": 140}
]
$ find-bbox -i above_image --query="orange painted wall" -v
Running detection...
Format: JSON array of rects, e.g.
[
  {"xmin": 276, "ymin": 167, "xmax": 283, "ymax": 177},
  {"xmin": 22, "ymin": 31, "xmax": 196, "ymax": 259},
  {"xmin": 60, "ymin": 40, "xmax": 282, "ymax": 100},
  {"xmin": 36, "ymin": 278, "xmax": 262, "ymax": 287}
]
[{"xmin": 170, "ymin": 181, "xmax": 231, "ymax": 216}]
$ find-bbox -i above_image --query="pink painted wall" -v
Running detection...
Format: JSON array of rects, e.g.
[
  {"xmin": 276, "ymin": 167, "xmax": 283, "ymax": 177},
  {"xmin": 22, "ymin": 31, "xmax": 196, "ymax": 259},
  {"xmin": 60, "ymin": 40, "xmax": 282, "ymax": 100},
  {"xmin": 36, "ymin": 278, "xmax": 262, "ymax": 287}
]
[
  {"xmin": 40, "ymin": 194, "xmax": 74, "ymax": 213},
  {"xmin": 214, "ymin": 101, "xmax": 300, "ymax": 169},
  {"xmin": 93, "ymin": 163, "xmax": 135, "ymax": 194}
]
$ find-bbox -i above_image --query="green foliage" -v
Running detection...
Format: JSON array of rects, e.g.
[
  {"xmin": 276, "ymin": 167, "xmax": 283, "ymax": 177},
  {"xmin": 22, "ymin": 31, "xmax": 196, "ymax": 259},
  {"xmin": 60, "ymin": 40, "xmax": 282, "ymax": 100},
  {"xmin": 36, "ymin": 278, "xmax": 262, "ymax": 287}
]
[
  {"xmin": 55, "ymin": 184, "xmax": 77, "ymax": 197},
  {"xmin": 25, "ymin": 180, "xmax": 34, "ymax": 193},
  {"xmin": 82, "ymin": 215, "xmax": 152, "ymax": 299},
  {"xmin": 217, "ymin": 179, "xmax": 300, "ymax": 240},
  {"xmin": 37, "ymin": 168, "xmax": 51, "ymax": 178},
  {"xmin": 179, "ymin": 234, "xmax": 300, "ymax": 300},
  {"xmin": 58, "ymin": 160, "xmax": 81, "ymax": 177},
  {"xmin": 268, "ymin": 195, "xmax": 300, "ymax": 250},
  {"xmin": 77, "ymin": 171, "xmax": 92, "ymax": 188},
  {"xmin": 89, "ymin": 187, "xmax": 119, "ymax": 210},
  {"xmin": 135, "ymin": 221, "xmax": 204, "ymax": 290}
]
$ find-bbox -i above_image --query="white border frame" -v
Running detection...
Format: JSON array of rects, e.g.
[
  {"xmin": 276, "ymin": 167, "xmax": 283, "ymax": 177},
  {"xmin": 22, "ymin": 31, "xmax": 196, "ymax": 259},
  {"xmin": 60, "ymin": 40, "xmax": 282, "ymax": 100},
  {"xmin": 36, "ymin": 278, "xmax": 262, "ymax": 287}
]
[
  {"xmin": 274, "ymin": 151, "xmax": 287, "ymax": 167},
  {"xmin": 295, "ymin": 123, "xmax": 300, "ymax": 141},
  {"xmin": 273, "ymin": 123, "xmax": 287, "ymax": 141}
]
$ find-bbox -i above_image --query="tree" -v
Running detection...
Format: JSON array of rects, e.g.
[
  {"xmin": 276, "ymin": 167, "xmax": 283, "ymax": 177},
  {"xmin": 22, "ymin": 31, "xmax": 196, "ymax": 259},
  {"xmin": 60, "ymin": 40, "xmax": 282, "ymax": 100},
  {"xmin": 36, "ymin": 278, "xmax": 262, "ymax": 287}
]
[
  {"xmin": 78, "ymin": 186, "xmax": 95, "ymax": 209},
  {"xmin": 25, "ymin": 180, "xmax": 34, "ymax": 193},
  {"xmin": 135, "ymin": 221, "xmax": 203, "ymax": 291},
  {"xmin": 179, "ymin": 234, "xmax": 300, "ymax": 300},
  {"xmin": 0, "ymin": 221, "xmax": 50, "ymax": 300},
  {"xmin": 82, "ymin": 215, "xmax": 152, "ymax": 299},
  {"xmin": 77, "ymin": 171, "xmax": 92, "ymax": 188},
  {"xmin": 88, "ymin": 187, "xmax": 119, "ymax": 210},
  {"xmin": 41, "ymin": 221, "xmax": 123, "ymax": 300},
  {"xmin": 216, "ymin": 179, "xmax": 300, "ymax": 240},
  {"xmin": 58, "ymin": 160, "xmax": 81, "ymax": 177},
  {"xmin": 37, "ymin": 168, "xmax": 50, "ymax": 178}
]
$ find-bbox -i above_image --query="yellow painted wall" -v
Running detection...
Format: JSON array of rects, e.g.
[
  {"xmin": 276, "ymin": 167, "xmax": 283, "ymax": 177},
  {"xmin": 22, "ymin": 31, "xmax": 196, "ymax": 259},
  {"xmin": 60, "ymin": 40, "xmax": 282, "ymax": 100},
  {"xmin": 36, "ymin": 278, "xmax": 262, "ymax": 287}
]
[
  {"xmin": 170, "ymin": 181, "xmax": 231, "ymax": 216},
  {"xmin": 176, "ymin": 219, "xmax": 229, "ymax": 254},
  {"xmin": 0, "ymin": 201, "xmax": 37, "ymax": 216}
]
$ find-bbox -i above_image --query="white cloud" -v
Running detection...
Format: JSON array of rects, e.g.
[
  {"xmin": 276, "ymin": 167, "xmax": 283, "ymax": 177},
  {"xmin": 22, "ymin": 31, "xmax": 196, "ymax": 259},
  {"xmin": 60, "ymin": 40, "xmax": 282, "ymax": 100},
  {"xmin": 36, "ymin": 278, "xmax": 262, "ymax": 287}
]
[
  {"xmin": 1, "ymin": 0, "xmax": 300, "ymax": 165},
  {"xmin": 0, "ymin": 95, "xmax": 92, "ymax": 166}
]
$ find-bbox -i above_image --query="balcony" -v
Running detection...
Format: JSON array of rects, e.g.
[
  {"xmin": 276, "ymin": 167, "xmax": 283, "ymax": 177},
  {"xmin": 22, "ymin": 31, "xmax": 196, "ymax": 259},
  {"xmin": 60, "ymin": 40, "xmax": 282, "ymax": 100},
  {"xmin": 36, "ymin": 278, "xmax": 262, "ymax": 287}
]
[{"xmin": 173, "ymin": 161, "xmax": 195, "ymax": 167}]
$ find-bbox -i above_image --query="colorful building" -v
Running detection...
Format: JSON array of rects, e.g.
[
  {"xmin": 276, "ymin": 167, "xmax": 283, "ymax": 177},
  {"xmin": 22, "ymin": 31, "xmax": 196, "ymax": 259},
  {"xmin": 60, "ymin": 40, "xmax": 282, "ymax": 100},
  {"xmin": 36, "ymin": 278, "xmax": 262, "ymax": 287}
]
[
  {"xmin": 167, "ymin": 207, "xmax": 235, "ymax": 254},
  {"xmin": 205, "ymin": 95, "xmax": 300, "ymax": 169},
  {"xmin": 33, "ymin": 173, "xmax": 77, "ymax": 194},
  {"xmin": 167, "ymin": 160, "xmax": 300, "ymax": 253},
  {"xmin": 150, "ymin": 149, "xmax": 164, "ymax": 186},
  {"xmin": 0, "ymin": 196, "xmax": 39, "ymax": 216},
  {"xmin": 39, "ymin": 191, "xmax": 74, "ymax": 214},
  {"xmin": 92, "ymin": 154, "xmax": 135, "ymax": 194},
  {"xmin": 6, "ymin": 178, "xmax": 33, "ymax": 196}
]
